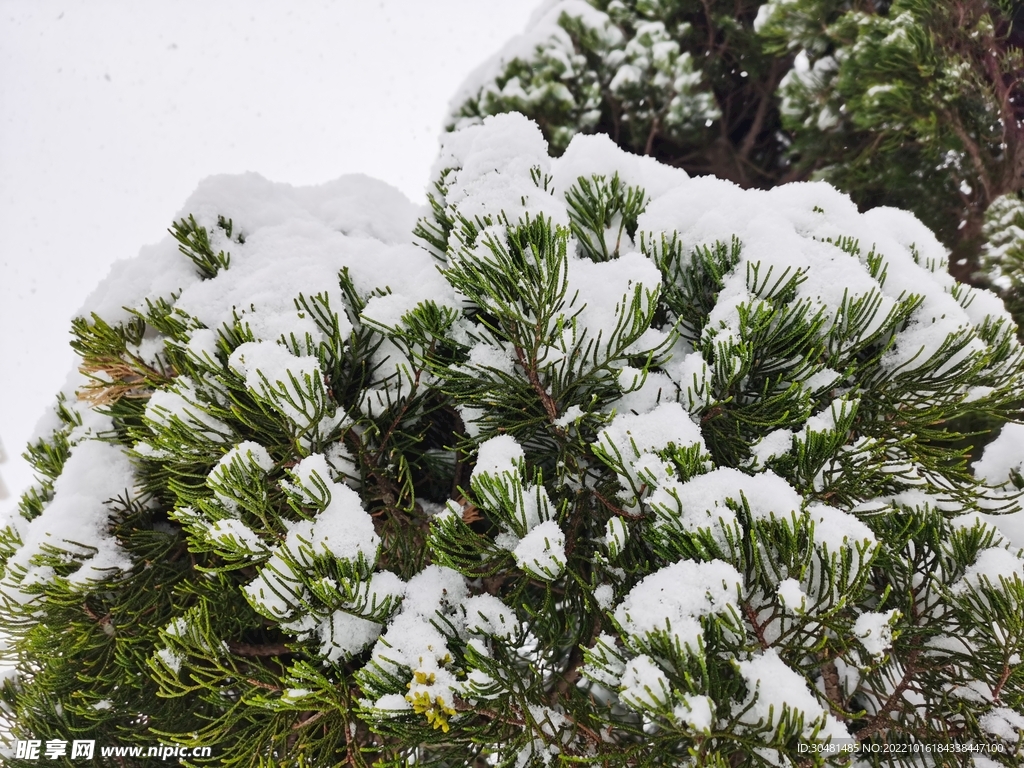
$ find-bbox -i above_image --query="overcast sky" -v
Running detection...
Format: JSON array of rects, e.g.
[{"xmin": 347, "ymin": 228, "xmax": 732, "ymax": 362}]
[{"xmin": 0, "ymin": 0, "xmax": 538, "ymax": 505}]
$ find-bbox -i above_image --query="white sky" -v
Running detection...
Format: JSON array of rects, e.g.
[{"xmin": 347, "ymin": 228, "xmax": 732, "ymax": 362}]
[{"xmin": 0, "ymin": 0, "xmax": 537, "ymax": 505}]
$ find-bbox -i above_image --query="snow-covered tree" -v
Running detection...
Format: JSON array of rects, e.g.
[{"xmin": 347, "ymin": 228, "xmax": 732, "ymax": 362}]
[
  {"xmin": 449, "ymin": 1, "xmax": 1024, "ymax": 285},
  {"xmin": 984, "ymin": 192, "xmax": 1024, "ymax": 325},
  {"xmin": 450, "ymin": 1, "xmax": 776, "ymax": 186},
  {"xmin": 3, "ymin": 113, "xmax": 1024, "ymax": 765},
  {"xmin": 758, "ymin": 0, "xmax": 1024, "ymax": 284}
]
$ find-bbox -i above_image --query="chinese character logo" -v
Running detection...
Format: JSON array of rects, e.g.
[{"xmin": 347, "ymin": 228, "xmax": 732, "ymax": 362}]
[{"xmin": 71, "ymin": 740, "xmax": 95, "ymax": 759}]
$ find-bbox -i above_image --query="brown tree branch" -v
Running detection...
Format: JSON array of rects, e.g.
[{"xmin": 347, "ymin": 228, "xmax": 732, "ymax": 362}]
[
  {"xmin": 743, "ymin": 602, "xmax": 770, "ymax": 650},
  {"xmin": 818, "ymin": 655, "xmax": 845, "ymax": 715},
  {"xmin": 738, "ymin": 59, "xmax": 784, "ymax": 163},
  {"xmin": 644, "ymin": 116, "xmax": 660, "ymax": 157},
  {"xmin": 943, "ymin": 109, "xmax": 993, "ymax": 205},
  {"xmin": 514, "ymin": 341, "xmax": 558, "ymax": 422},
  {"xmin": 228, "ymin": 640, "xmax": 291, "ymax": 657},
  {"xmin": 853, "ymin": 648, "xmax": 921, "ymax": 741}
]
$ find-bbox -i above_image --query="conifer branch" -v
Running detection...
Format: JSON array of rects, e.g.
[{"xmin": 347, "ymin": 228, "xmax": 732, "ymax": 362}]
[
  {"xmin": 513, "ymin": 340, "xmax": 558, "ymax": 423},
  {"xmin": 853, "ymin": 648, "xmax": 923, "ymax": 741}
]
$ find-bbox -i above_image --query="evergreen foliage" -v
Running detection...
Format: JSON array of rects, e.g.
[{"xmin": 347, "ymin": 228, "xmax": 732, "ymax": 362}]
[
  {"xmin": 2, "ymin": 113, "xmax": 1024, "ymax": 766},
  {"xmin": 449, "ymin": 0, "xmax": 1024, "ymax": 284},
  {"xmin": 985, "ymin": 192, "xmax": 1024, "ymax": 324}
]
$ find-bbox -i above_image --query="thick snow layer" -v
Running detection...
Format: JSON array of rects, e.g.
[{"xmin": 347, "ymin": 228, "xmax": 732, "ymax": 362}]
[
  {"xmin": 618, "ymin": 654, "xmax": 671, "ymax": 712},
  {"xmin": 462, "ymin": 593, "xmax": 518, "ymax": 641},
  {"xmin": 2, "ymin": 433, "xmax": 135, "ymax": 593},
  {"xmin": 595, "ymin": 401, "xmax": 707, "ymax": 511},
  {"xmin": 438, "ymin": 116, "xmax": 1015, "ymax": 471},
  {"xmin": 228, "ymin": 341, "xmax": 326, "ymax": 426},
  {"xmin": 318, "ymin": 610, "xmax": 383, "ymax": 663},
  {"xmin": 777, "ymin": 578, "xmax": 808, "ymax": 614},
  {"xmin": 973, "ymin": 423, "xmax": 1024, "ymax": 546},
  {"xmin": 433, "ymin": 113, "xmax": 566, "ymax": 229},
  {"xmin": 367, "ymin": 565, "xmax": 469, "ymax": 714},
  {"xmin": 308, "ymin": 483, "xmax": 381, "ymax": 563},
  {"xmin": 473, "ymin": 434, "xmax": 526, "ymax": 480},
  {"xmin": 640, "ymin": 175, "xmax": 1012, "ymax": 377},
  {"xmin": 471, "ymin": 434, "xmax": 555, "ymax": 536},
  {"xmin": 83, "ymin": 174, "xmax": 425, "ymax": 329},
  {"xmin": 241, "ymin": 461, "xmax": 381, "ymax": 627},
  {"xmin": 737, "ymin": 648, "xmax": 851, "ymax": 741},
  {"xmin": 852, "ymin": 609, "xmax": 897, "ymax": 659},
  {"xmin": 749, "ymin": 428, "xmax": 795, "ymax": 467},
  {"xmin": 13, "ymin": 170, "xmax": 454, "ymax": 609},
  {"xmin": 805, "ymin": 502, "xmax": 876, "ymax": 554},
  {"xmin": 567, "ymin": 250, "xmax": 662, "ymax": 353},
  {"xmin": 416, "ymin": 113, "xmax": 1023, "ymax": 745},
  {"xmin": 674, "ymin": 694, "xmax": 715, "ymax": 732},
  {"xmin": 75, "ymin": 174, "xmax": 454, "ymax": 444},
  {"xmin": 649, "ymin": 467, "xmax": 810, "ymax": 545},
  {"xmin": 551, "ymin": 132, "xmax": 688, "ymax": 200},
  {"xmin": 613, "ymin": 559, "xmax": 741, "ymax": 652},
  {"xmin": 951, "ymin": 547, "xmax": 1024, "ymax": 594},
  {"xmin": 513, "ymin": 519, "xmax": 566, "ymax": 580},
  {"xmin": 305, "ymin": 570, "xmax": 406, "ymax": 662}
]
